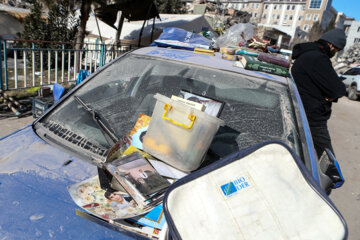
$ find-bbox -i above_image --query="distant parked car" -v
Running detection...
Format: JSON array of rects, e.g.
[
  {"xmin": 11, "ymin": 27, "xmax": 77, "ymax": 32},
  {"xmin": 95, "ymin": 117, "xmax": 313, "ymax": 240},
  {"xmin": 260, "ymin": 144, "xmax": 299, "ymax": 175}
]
[{"xmin": 340, "ymin": 66, "xmax": 360, "ymax": 100}]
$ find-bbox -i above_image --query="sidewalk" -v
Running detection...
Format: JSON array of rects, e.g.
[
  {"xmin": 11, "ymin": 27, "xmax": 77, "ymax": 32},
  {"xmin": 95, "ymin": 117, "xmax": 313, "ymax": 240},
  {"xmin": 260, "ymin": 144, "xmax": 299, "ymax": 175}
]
[{"xmin": 0, "ymin": 115, "xmax": 34, "ymax": 138}]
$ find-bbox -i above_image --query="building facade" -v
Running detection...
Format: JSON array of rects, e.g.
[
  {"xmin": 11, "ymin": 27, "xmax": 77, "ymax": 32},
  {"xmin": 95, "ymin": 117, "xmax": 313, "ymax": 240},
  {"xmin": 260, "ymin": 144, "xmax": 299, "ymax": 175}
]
[
  {"xmin": 343, "ymin": 19, "xmax": 360, "ymax": 51},
  {"xmin": 206, "ymin": 0, "xmax": 344, "ymax": 48}
]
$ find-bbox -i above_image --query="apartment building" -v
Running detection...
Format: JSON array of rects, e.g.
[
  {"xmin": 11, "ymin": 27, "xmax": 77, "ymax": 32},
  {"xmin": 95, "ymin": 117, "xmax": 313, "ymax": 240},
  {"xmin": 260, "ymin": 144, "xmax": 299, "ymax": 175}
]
[
  {"xmin": 343, "ymin": 19, "xmax": 360, "ymax": 51},
  {"xmin": 208, "ymin": 0, "xmax": 343, "ymax": 48}
]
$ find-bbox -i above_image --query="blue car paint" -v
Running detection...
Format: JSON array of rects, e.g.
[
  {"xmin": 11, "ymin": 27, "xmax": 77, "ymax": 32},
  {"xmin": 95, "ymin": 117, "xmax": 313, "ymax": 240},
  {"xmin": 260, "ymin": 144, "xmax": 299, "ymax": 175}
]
[{"xmin": 0, "ymin": 126, "xmax": 135, "ymax": 239}]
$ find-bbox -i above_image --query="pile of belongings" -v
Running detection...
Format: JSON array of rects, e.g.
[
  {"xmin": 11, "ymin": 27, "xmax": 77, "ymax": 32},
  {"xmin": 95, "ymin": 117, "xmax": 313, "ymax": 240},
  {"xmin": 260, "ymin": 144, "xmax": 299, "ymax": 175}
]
[
  {"xmin": 67, "ymin": 92, "xmax": 224, "ymax": 238},
  {"xmin": 150, "ymin": 25, "xmax": 291, "ymax": 77},
  {"xmin": 219, "ymin": 46, "xmax": 290, "ymax": 77}
]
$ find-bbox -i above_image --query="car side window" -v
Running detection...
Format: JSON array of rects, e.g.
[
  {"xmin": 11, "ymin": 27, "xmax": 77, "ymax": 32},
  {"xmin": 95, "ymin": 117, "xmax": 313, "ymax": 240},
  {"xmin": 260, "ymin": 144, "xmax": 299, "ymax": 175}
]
[
  {"xmin": 344, "ymin": 69, "xmax": 354, "ymax": 75},
  {"xmin": 354, "ymin": 68, "xmax": 360, "ymax": 75}
]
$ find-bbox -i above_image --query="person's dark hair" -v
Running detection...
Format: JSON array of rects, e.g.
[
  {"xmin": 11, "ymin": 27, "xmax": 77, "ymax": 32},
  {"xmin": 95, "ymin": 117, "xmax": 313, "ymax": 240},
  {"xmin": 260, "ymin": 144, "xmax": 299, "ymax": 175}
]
[{"xmin": 104, "ymin": 188, "xmax": 116, "ymax": 199}]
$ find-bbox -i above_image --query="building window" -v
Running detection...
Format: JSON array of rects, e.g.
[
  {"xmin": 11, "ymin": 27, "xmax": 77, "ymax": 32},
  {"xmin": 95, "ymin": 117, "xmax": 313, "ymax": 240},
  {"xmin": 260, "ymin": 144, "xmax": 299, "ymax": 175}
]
[
  {"xmin": 287, "ymin": 5, "xmax": 290, "ymax": 10},
  {"xmin": 302, "ymin": 5, "xmax": 305, "ymax": 10},
  {"xmin": 304, "ymin": 24, "xmax": 309, "ymax": 31},
  {"xmin": 274, "ymin": 4, "xmax": 277, "ymax": 10},
  {"xmin": 306, "ymin": 14, "xmax": 312, "ymax": 20},
  {"xmin": 272, "ymin": 14, "xmax": 276, "ymax": 19},
  {"xmin": 244, "ymin": 4, "xmax": 248, "ymax": 8},
  {"xmin": 357, "ymin": 27, "xmax": 360, "ymax": 32},
  {"xmin": 354, "ymin": 38, "xmax": 360, "ymax": 43},
  {"xmin": 284, "ymin": 15, "xmax": 288, "ymax": 20},
  {"xmin": 277, "ymin": 14, "xmax": 280, "ymax": 19},
  {"xmin": 263, "ymin": 14, "xmax": 267, "ymax": 19},
  {"xmin": 254, "ymin": 12, "xmax": 258, "ymax": 18},
  {"xmin": 256, "ymin": 3, "xmax": 259, "ymax": 8},
  {"xmin": 292, "ymin": 5, "xmax": 295, "ymax": 10},
  {"xmin": 289, "ymin": 15, "xmax": 293, "ymax": 20},
  {"xmin": 309, "ymin": 0, "xmax": 322, "ymax": 9},
  {"xmin": 265, "ymin": 4, "xmax": 268, "ymax": 9},
  {"xmin": 298, "ymin": 16, "xmax": 303, "ymax": 21},
  {"xmin": 313, "ymin": 14, "xmax": 319, "ymax": 21},
  {"xmin": 251, "ymin": 3, "xmax": 255, "ymax": 8}
]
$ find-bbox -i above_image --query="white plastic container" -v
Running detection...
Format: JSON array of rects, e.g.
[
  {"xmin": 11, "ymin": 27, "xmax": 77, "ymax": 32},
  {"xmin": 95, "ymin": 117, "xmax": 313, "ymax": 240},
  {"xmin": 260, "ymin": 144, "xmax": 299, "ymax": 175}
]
[{"xmin": 143, "ymin": 93, "xmax": 225, "ymax": 172}]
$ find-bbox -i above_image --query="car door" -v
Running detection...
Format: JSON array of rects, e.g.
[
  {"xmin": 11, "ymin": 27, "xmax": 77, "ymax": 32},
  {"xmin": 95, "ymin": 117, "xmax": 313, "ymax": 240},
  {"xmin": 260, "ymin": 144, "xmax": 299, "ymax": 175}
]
[
  {"xmin": 341, "ymin": 68, "xmax": 355, "ymax": 88},
  {"xmin": 353, "ymin": 68, "xmax": 360, "ymax": 91}
]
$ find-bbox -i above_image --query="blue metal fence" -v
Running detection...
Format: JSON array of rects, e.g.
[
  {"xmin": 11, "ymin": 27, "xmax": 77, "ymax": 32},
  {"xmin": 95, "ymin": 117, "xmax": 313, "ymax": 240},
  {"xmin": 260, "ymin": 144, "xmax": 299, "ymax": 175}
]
[{"xmin": 0, "ymin": 39, "xmax": 137, "ymax": 90}]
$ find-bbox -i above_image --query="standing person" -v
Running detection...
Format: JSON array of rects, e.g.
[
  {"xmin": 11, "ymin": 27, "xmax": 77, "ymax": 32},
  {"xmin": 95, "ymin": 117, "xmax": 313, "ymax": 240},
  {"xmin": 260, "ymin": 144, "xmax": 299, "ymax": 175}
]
[{"xmin": 291, "ymin": 28, "xmax": 346, "ymax": 158}]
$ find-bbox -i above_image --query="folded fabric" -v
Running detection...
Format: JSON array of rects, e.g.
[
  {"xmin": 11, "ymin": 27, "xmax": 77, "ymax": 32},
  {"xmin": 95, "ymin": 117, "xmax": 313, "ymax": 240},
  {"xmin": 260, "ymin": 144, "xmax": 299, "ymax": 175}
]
[
  {"xmin": 153, "ymin": 28, "xmax": 211, "ymax": 50},
  {"xmin": 257, "ymin": 52, "xmax": 290, "ymax": 68}
]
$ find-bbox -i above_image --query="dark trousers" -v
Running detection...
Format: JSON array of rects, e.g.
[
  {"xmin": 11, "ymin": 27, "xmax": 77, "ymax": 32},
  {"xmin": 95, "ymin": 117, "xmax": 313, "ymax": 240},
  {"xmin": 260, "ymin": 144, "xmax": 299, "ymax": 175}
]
[{"xmin": 309, "ymin": 125, "xmax": 334, "ymax": 159}]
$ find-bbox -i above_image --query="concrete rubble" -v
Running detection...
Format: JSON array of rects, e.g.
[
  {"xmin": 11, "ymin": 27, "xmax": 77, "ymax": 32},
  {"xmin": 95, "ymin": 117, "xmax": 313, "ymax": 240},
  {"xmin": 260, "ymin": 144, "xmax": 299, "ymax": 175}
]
[{"xmin": 335, "ymin": 44, "xmax": 360, "ymax": 71}]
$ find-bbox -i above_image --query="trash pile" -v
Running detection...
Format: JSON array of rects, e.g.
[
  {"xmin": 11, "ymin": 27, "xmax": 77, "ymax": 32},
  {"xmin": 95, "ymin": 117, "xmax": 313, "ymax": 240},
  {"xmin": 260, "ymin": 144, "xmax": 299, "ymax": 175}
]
[{"xmin": 0, "ymin": 89, "xmax": 32, "ymax": 119}]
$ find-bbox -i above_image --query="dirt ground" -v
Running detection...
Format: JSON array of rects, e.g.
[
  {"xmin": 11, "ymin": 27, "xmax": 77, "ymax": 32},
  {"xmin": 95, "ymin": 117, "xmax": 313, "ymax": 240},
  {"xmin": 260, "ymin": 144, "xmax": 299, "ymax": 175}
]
[{"xmin": 0, "ymin": 97, "xmax": 359, "ymax": 239}]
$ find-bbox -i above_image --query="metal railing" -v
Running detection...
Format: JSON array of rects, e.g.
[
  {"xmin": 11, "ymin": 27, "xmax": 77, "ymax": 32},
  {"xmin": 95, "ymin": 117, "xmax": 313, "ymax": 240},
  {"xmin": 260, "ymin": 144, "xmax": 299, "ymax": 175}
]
[{"xmin": 0, "ymin": 39, "xmax": 137, "ymax": 90}]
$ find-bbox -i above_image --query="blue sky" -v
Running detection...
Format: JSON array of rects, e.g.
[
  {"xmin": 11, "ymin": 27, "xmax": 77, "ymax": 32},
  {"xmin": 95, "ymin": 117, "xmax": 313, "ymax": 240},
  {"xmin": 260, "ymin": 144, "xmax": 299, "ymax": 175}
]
[{"xmin": 332, "ymin": 0, "xmax": 360, "ymax": 20}]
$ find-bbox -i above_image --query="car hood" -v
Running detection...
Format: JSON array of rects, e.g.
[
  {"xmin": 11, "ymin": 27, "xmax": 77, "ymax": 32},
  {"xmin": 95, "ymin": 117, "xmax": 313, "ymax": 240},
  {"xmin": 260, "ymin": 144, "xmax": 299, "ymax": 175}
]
[{"xmin": 0, "ymin": 126, "xmax": 133, "ymax": 239}]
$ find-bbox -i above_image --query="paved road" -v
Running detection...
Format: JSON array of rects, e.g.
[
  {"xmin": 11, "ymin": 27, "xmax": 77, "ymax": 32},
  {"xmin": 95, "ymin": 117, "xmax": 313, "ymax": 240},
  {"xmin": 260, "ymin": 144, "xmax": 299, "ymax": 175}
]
[
  {"xmin": 328, "ymin": 97, "xmax": 360, "ymax": 240},
  {"xmin": 0, "ymin": 115, "xmax": 34, "ymax": 138},
  {"xmin": 0, "ymin": 97, "xmax": 359, "ymax": 239}
]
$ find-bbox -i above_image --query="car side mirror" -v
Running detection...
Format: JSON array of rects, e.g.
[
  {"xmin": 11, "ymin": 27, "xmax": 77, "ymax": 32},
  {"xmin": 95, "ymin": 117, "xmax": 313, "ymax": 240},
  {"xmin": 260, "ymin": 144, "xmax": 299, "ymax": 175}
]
[{"xmin": 318, "ymin": 148, "xmax": 345, "ymax": 193}]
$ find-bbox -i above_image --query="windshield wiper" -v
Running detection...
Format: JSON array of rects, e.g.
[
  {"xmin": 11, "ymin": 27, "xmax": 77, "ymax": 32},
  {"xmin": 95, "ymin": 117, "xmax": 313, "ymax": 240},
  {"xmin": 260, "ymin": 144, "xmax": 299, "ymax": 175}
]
[{"xmin": 74, "ymin": 95, "xmax": 118, "ymax": 145}]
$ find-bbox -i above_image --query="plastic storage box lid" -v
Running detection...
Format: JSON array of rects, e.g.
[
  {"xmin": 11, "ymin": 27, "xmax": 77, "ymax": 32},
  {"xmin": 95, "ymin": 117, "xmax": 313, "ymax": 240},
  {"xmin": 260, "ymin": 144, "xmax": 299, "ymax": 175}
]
[{"xmin": 143, "ymin": 93, "xmax": 225, "ymax": 172}]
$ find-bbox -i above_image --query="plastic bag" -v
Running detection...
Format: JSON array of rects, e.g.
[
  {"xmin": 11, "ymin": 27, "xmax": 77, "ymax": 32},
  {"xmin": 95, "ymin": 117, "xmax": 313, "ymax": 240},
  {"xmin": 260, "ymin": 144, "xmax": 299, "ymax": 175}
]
[
  {"xmin": 77, "ymin": 69, "xmax": 90, "ymax": 85},
  {"xmin": 53, "ymin": 83, "xmax": 65, "ymax": 103},
  {"xmin": 215, "ymin": 23, "xmax": 254, "ymax": 48},
  {"xmin": 153, "ymin": 27, "xmax": 212, "ymax": 50}
]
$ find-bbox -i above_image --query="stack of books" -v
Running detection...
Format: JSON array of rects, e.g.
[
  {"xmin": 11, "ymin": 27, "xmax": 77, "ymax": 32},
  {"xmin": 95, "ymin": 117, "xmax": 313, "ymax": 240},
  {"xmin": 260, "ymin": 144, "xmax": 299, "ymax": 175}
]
[
  {"xmin": 234, "ymin": 54, "xmax": 289, "ymax": 77},
  {"xmin": 103, "ymin": 152, "xmax": 171, "ymax": 210}
]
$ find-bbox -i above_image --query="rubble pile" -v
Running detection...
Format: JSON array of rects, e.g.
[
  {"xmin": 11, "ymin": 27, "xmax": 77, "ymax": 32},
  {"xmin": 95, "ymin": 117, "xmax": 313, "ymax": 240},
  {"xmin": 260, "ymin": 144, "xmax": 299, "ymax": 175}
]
[
  {"xmin": 337, "ymin": 44, "xmax": 360, "ymax": 66},
  {"xmin": 0, "ymin": 89, "xmax": 32, "ymax": 119}
]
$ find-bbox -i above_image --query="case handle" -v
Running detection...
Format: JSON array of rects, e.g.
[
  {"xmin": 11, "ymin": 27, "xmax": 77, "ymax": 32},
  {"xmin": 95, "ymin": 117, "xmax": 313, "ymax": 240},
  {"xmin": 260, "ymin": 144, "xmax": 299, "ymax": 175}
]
[{"xmin": 162, "ymin": 104, "xmax": 196, "ymax": 129}]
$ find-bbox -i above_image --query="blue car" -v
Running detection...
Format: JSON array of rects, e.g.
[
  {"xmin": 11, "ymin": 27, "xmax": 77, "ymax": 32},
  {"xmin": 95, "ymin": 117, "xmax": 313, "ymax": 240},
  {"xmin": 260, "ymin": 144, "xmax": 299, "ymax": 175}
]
[{"xmin": 0, "ymin": 47, "xmax": 344, "ymax": 239}]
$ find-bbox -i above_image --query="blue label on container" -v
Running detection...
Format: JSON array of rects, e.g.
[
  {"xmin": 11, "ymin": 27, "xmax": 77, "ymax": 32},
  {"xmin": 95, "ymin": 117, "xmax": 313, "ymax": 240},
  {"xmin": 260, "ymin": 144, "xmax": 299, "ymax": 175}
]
[{"xmin": 221, "ymin": 177, "xmax": 250, "ymax": 197}]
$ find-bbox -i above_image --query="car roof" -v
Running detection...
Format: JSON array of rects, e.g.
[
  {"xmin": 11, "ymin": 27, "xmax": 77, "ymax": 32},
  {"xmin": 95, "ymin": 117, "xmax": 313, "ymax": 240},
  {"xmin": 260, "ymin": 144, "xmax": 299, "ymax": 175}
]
[{"xmin": 132, "ymin": 47, "xmax": 288, "ymax": 84}]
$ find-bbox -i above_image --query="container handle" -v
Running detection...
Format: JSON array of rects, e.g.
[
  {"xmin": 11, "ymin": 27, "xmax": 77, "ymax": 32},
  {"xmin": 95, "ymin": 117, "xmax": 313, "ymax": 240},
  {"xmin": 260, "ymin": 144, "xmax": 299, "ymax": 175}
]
[{"xmin": 162, "ymin": 104, "xmax": 196, "ymax": 129}]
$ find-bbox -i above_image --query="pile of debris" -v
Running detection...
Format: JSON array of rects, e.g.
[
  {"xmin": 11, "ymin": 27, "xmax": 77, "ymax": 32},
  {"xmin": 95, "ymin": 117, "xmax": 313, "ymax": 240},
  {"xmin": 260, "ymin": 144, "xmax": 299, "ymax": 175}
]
[
  {"xmin": 336, "ymin": 44, "xmax": 360, "ymax": 67},
  {"xmin": 0, "ymin": 89, "xmax": 33, "ymax": 119}
]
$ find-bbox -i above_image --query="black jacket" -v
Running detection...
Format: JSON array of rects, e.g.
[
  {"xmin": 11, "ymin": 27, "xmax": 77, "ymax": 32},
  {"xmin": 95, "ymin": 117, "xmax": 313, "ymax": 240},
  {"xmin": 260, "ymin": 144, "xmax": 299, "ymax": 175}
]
[{"xmin": 291, "ymin": 42, "xmax": 346, "ymax": 127}]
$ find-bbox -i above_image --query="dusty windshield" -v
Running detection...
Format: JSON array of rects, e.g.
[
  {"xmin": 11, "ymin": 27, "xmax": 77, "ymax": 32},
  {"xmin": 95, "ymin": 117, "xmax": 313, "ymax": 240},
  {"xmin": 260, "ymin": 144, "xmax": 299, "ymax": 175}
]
[{"xmin": 38, "ymin": 53, "xmax": 300, "ymax": 162}]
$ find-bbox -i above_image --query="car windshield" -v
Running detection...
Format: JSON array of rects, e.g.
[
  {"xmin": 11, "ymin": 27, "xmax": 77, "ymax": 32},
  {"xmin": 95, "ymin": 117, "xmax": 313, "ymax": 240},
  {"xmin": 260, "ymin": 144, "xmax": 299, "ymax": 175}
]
[{"xmin": 37, "ymin": 52, "xmax": 301, "ymax": 164}]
